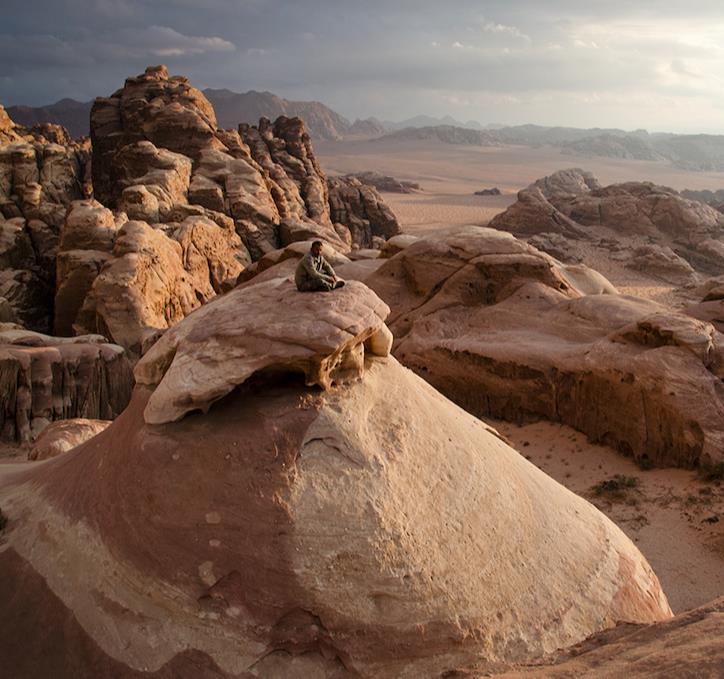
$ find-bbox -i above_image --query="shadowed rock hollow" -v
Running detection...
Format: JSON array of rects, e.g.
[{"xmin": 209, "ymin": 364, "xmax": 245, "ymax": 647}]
[
  {"xmin": 0, "ymin": 275, "xmax": 671, "ymax": 678},
  {"xmin": 363, "ymin": 226, "xmax": 724, "ymax": 468}
]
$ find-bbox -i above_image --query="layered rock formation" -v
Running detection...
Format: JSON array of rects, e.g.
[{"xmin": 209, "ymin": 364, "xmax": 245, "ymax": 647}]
[
  {"xmin": 490, "ymin": 169, "xmax": 724, "ymax": 276},
  {"xmin": 0, "ymin": 323, "xmax": 132, "ymax": 442},
  {"xmin": 0, "ymin": 274, "xmax": 670, "ymax": 677},
  {"xmin": 364, "ymin": 226, "xmax": 724, "ymax": 468}
]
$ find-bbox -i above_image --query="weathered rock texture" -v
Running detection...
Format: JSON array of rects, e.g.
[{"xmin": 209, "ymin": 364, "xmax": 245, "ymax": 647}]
[
  {"xmin": 365, "ymin": 226, "xmax": 724, "ymax": 468},
  {"xmin": 493, "ymin": 597, "xmax": 724, "ymax": 678},
  {"xmin": 75, "ymin": 216, "xmax": 246, "ymax": 357},
  {"xmin": 0, "ymin": 324, "xmax": 132, "ymax": 442},
  {"xmin": 0, "ymin": 275, "xmax": 670, "ymax": 678},
  {"xmin": 327, "ymin": 176, "xmax": 400, "ymax": 248},
  {"xmin": 53, "ymin": 66, "xmax": 400, "ymax": 352},
  {"xmin": 0, "ymin": 111, "xmax": 91, "ymax": 331},
  {"xmin": 490, "ymin": 168, "xmax": 724, "ymax": 276}
]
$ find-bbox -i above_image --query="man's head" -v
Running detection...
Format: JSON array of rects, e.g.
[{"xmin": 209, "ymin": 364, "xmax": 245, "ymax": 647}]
[{"xmin": 311, "ymin": 240, "xmax": 323, "ymax": 257}]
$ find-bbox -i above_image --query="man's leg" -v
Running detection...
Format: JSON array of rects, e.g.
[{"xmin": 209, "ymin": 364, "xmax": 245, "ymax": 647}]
[{"xmin": 300, "ymin": 278, "xmax": 334, "ymax": 292}]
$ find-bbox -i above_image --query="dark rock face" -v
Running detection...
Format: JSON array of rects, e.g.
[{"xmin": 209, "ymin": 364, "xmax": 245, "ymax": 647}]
[
  {"xmin": 327, "ymin": 177, "xmax": 400, "ymax": 248},
  {"xmin": 474, "ymin": 187, "xmax": 501, "ymax": 196},
  {"xmin": 0, "ymin": 106, "xmax": 91, "ymax": 332},
  {"xmin": 90, "ymin": 65, "xmax": 222, "ymax": 208}
]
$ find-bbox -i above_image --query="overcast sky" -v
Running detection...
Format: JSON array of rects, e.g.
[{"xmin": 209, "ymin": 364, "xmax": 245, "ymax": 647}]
[{"xmin": 2, "ymin": 0, "xmax": 724, "ymax": 133}]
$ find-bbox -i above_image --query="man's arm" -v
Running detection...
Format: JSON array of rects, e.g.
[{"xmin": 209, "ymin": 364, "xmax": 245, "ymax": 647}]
[
  {"xmin": 320, "ymin": 257, "xmax": 336, "ymax": 279},
  {"xmin": 303, "ymin": 254, "xmax": 334, "ymax": 283}
]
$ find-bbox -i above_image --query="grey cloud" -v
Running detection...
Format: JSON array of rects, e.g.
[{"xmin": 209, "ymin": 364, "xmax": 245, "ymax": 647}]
[{"xmin": 2, "ymin": 0, "xmax": 724, "ymax": 132}]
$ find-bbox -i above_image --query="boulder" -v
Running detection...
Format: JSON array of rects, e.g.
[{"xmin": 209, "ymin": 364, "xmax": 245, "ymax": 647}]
[
  {"xmin": 28, "ymin": 418, "xmax": 110, "ymax": 460},
  {"xmin": 327, "ymin": 176, "xmax": 400, "ymax": 248},
  {"xmin": 0, "ymin": 324, "xmax": 132, "ymax": 442},
  {"xmin": 0, "ymin": 276, "xmax": 670, "ymax": 677},
  {"xmin": 626, "ymin": 244, "xmax": 696, "ymax": 281},
  {"xmin": 365, "ymin": 226, "xmax": 724, "ymax": 468}
]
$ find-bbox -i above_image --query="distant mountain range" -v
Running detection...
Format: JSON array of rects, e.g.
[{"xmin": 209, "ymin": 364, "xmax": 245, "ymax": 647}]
[
  {"xmin": 7, "ymin": 91, "xmax": 724, "ymax": 171},
  {"xmin": 4, "ymin": 90, "xmax": 386, "ymax": 142},
  {"xmin": 203, "ymin": 88, "xmax": 386, "ymax": 140},
  {"xmin": 5, "ymin": 98, "xmax": 93, "ymax": 139},
  {"xmin": 378, "ymin": 123, "xmax": 724, "ymax": 171}
]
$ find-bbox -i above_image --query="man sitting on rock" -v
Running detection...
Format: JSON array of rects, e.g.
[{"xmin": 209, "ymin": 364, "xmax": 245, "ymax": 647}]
[{"xmin": 295, "ymin": 240, "xmax": 345, "ymax": 292}]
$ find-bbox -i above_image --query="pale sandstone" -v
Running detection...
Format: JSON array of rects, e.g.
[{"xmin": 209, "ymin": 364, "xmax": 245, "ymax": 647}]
[
  {"xmin": 365, "ymin": 226, "xmax": 724, "ymax": 467},
  {"xmin": 135, "ymin": 278, "xmax": 391, "ymax": 423},
  {"xmin": 28, "ymin": 418, "xmax": 110, "ymax": 460}
]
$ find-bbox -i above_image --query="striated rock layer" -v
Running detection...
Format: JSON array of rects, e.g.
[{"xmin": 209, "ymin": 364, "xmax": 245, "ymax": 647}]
[
  {"xmin": 364, "ymin": 226, "xmax": 724, "ymax": 468},
  {"xmin": 0, "ymin": 276, "xmax": 670, "ymax": 677},
  {"xmin": 0, "ymin": 323, "xmax": 132, "ymax": 442}
]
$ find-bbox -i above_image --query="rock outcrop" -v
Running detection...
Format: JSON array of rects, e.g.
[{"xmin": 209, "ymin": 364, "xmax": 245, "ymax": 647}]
[
  {"xmin": 0, "ymin": 323, "xmax": 132, "ymax": 442},
  {"xmin": 0, "ymin": 274, "xmax": 670, "ymax": 678},
  {"xmin": 0, "ymin": 114, "xmax": 91, "ymax": 331},
  {"xmin": 76, "ymin": 216, "xmax": 246, "ymax": 357},
  {"xmin": 365, "ymin": 226, "xmax": 724, "ymax": 468},
  {"xmin": 327, "ymin": 176, "xmax": 400, "ymax": 247},
  {"xmin": 490, "ymin": 169, "xmax": 724, "ymax": 276},
  {"xmin": 341, "ymin": 171, "xmax": 421, "ymax": 194},
  {"xmin": 1, "ymin": 68, "xmax": 400, "ymax": 349}
]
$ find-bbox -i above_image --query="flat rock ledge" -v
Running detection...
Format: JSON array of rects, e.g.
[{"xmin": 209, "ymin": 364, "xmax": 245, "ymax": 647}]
[{"xmin": 135, "ymin": 278, "xmax": 392, "ymax": 424}]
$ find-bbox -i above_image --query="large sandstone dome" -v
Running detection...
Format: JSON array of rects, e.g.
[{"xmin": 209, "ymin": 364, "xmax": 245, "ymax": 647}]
[
  {"xmin": 364, "ymin": 226, "xmax": 724, "ymax": 468},
  {"xmin": 0, "ymin": 277, "xmax": 671, "ymax": 678}
]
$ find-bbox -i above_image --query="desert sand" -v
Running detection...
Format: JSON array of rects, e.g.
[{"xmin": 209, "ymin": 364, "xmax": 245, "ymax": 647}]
[{"xmin": 317, "ymin": 138, "xmax": 724, "ymax": 238}]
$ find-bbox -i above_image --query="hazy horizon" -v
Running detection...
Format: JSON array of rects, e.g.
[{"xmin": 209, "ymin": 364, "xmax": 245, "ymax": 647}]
[{"xmin": 3, "ymin": 1, "xmax": 724, "ymax": 135}]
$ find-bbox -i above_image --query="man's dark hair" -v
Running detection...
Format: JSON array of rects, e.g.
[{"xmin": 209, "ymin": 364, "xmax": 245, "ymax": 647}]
[{"xmin": 312, "ymin": 240, "xmax": 323, "ymax": 248}]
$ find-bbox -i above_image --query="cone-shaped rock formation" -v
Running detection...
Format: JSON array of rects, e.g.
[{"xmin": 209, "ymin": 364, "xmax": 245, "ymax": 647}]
[{"xmin": 0, "ymin": 275, "xmax": 671, "ymax": 678}]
